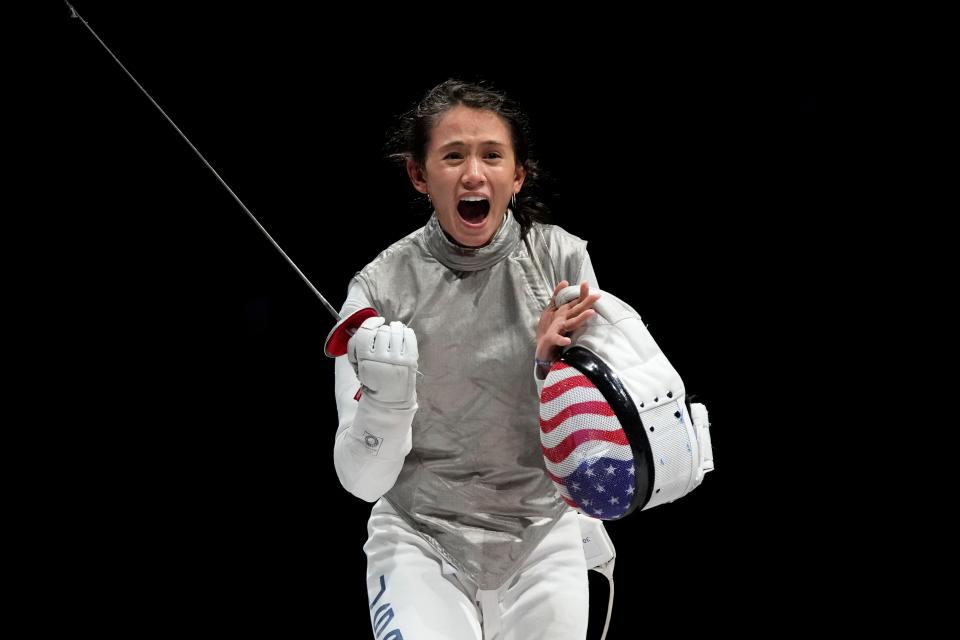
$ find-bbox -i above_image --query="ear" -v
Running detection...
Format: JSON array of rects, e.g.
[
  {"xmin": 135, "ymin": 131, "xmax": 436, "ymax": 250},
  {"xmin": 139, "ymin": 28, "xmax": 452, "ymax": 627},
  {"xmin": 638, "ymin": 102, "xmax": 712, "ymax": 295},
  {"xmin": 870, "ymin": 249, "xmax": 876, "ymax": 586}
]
[
  {"xmin": 406, "ymin": 159, "xmax": 428, "ymax": 194},
  {"xmin": 513, "ymin": 164, "xmax": 526, "ymax": 194}
]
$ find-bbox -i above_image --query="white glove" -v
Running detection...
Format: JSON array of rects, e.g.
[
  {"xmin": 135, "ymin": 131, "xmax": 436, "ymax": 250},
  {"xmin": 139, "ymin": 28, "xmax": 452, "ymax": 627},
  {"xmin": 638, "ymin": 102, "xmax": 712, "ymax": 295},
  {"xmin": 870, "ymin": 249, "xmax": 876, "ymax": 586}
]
[{"xmin": 347, "ymin": 317, "xmax": 418, "ymax": 410}]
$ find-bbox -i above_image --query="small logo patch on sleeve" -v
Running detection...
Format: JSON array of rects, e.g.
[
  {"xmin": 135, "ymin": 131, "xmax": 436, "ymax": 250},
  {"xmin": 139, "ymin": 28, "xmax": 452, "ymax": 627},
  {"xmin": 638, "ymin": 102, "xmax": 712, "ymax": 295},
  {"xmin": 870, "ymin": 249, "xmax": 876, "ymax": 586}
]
[{"xmin": 362, "ymin": 432, "xmax": 383, "ymax": 454}]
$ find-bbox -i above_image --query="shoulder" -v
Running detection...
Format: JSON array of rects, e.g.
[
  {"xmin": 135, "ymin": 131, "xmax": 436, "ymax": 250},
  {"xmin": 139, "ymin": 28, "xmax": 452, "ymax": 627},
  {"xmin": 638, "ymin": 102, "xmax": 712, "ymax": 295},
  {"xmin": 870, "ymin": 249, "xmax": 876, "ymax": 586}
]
[
  {"xmin": 351, "ymin": 225, "xmax": 428, "ymax": 297},
  {"xmin": 360, "ymin": 226, "xmax": 425, "ymax": 273},
  {"xmin": 528, "ymin": 222, "xmax": 589, "ymax": 257},
  {"xmin": 526, "ymin": 222, "xmax": 590, "ymax": 284}
]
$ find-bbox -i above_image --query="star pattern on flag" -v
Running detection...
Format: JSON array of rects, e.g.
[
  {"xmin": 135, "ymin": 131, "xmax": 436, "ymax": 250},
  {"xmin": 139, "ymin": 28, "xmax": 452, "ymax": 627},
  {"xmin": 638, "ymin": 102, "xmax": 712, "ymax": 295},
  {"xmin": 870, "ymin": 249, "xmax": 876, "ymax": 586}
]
[{"xmin": 564, "ymin": 458, "xmax": 636, "ymax": 520}]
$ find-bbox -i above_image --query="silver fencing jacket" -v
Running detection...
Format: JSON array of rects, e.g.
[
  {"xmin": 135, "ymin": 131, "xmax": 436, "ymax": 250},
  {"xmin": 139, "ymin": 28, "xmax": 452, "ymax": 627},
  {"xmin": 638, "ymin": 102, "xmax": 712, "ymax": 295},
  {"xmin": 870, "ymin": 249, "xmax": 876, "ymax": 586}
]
[{"xmin": 334, "ymin": 210, "xmax": 597, "ymax": 589}]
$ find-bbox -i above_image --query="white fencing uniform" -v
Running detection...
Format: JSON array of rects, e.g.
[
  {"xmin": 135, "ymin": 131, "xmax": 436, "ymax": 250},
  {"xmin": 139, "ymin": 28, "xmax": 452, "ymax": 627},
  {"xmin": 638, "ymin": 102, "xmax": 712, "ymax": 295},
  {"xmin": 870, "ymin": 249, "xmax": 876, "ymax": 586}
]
[{"xmin": 363, "ymin": 498, "xmax": 588, "ymax": 640}]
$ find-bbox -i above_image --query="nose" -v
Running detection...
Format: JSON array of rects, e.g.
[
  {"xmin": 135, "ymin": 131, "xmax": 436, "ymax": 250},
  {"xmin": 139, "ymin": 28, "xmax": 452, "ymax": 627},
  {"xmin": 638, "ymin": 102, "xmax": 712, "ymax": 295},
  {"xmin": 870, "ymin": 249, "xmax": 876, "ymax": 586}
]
[{"xmin": 461, "ymin": 155, "xmax": 485, "ymax": 189}]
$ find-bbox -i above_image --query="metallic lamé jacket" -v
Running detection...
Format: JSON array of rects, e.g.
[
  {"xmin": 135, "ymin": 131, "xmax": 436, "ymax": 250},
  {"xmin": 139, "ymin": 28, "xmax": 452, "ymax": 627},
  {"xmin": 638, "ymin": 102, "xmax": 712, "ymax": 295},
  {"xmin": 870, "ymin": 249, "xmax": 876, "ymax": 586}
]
[{"xmin": 351, "ymin": 210, "xmax": 591, "ymax": 589}]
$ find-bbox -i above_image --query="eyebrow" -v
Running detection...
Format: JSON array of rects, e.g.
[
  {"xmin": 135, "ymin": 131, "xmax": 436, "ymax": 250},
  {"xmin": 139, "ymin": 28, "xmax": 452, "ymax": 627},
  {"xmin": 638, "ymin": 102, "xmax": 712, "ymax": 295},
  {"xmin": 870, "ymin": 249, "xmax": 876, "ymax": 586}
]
[{"xmin": 438, "ymin": 140, "xmax": 508, "ymax": 150}]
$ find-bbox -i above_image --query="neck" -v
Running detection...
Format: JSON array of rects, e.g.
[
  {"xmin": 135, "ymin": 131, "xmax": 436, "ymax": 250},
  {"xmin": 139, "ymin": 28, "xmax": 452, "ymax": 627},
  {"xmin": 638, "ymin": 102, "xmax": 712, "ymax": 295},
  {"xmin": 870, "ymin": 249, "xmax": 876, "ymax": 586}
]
[{"xmin": 440, "ymin": 211, "xmax": 507, "ymax": 249}]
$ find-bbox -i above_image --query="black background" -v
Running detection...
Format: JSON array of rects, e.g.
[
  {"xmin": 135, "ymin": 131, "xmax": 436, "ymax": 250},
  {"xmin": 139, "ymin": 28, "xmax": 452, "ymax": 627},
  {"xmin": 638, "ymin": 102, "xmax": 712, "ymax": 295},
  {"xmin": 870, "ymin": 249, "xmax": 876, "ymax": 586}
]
[{"xmin": 50, "ymin": 2, "xmax": 853, "ymax": 636}]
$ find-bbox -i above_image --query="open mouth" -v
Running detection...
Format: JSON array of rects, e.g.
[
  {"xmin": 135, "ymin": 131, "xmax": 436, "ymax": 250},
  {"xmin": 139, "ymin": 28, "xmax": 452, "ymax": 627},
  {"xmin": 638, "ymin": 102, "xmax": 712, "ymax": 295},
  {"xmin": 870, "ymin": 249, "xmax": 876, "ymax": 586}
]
[{"xmin": 457, "ymin": 198, "xmax": 490, "ymax": 225}]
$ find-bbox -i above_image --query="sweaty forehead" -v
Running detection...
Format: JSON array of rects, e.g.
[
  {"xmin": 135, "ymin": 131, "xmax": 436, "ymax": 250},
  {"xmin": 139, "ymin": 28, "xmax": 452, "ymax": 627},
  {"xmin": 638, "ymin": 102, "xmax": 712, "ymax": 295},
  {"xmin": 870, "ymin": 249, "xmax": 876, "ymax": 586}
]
[{"xmin": 429, "ymin": 106, "xmax": 513, "ymax": 149}]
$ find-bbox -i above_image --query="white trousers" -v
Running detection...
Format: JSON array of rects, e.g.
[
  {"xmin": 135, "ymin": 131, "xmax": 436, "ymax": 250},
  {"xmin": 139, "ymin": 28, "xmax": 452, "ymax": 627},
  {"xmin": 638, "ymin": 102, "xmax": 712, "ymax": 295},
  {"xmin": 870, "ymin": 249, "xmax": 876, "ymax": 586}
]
[{"xmin": 363, "ymin": 498, "xmax": 589, "ymax": 640}]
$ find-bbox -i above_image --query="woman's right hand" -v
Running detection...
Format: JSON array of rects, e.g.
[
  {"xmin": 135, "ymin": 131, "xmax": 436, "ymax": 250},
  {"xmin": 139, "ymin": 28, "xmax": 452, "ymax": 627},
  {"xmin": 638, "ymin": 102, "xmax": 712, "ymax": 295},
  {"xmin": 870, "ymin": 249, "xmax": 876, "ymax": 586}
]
[{"xmin": 348, "ymin": 317, "xmax": 419, "ymax": 409}]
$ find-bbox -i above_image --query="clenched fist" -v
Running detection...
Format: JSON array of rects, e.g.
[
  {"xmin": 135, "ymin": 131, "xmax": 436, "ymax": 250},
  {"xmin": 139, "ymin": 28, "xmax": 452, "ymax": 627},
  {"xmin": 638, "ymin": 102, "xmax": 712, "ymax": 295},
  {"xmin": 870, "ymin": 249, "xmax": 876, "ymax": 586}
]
[{"xmin": 347, "ymin": 317, "xmax": 419, "ymax": 409}]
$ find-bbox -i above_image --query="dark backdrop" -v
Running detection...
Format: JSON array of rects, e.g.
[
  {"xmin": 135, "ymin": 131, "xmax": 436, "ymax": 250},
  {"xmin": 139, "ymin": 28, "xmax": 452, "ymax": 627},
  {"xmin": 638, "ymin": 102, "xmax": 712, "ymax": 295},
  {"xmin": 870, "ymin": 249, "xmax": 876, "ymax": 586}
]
[{"xmin": 52, "ymin": 3, "xmax": 848, "ymax": 636}]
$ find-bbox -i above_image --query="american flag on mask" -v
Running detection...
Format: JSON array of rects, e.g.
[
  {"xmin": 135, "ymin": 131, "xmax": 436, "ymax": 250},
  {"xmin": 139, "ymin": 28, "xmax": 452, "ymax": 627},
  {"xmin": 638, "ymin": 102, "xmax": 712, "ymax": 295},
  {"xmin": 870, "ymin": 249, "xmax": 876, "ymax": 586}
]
[{"xmin": 540, "ymin": 362, "xmax": 636, "ymax": 520}]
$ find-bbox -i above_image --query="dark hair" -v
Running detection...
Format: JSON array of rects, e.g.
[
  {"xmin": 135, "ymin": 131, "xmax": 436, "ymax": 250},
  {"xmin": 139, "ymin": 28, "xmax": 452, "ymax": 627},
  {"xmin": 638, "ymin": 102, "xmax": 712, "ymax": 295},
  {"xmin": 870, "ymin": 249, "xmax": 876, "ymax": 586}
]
[{"xmin": 386, "ymin": 79, "xmax": 550, "ymax": 237}]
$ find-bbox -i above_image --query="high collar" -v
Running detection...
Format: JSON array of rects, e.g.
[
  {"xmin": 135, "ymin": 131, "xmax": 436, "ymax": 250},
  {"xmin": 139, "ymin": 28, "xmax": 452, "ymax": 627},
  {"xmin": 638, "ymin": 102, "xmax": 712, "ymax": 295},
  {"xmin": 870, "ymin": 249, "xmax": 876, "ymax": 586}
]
[{"xmin": 423, "ymin": 209, "xmax": 521, "ymax": 272}]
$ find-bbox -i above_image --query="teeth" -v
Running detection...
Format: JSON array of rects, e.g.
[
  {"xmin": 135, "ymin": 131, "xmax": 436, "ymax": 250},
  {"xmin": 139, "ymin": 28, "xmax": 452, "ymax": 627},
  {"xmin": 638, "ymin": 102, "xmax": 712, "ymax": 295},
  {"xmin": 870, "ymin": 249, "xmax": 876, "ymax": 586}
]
[{"xmin": 459, "ymin": 196, "xmax": 488, "ymax": 202}]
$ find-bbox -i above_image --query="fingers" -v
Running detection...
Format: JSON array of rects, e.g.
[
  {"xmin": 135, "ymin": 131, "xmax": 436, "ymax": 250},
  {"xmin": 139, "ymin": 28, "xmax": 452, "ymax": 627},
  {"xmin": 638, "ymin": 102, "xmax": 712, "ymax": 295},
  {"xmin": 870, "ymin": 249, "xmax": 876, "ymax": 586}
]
[
  {"xmin": 551, "ymin": 280, "xmax": 596, "ymax": 310},
  {"xmin": 564, "ymin": 308, "xmax": 596, "ymax": 332},
  {"xmin": 373, "ymin": 323, "xmax": 393, "ymax": 358},
  {"xmin": 389, "ymin": 321, "xmax": 405, "ymax": 355},
  {"xmin": 537, "ymin": 283, "xmax": 602, "ymax": 359},
  {"xmin": 545, "ymin": 307, "xmax": 593, "ymax": 340},
  {"xmin": 559, "ymin": 288, "xmax": 600, "ymax": 317},
  {"xmin": 359, "ymin": 316, "xmax": 387, "ymax": 333},
  {"xmin": 348, "ymin": 318, "xmax": 418, "ymax": 405},
  {"xmin": 546, "ymin": 280, "xmax": 569, "ymax": 310},
  {"xmin": 569, "ymin": 292, "xmax": 601, "ymax": 316},
  {"xmin": 351, "ymin": 316, "xmax": 385, "ymax": 356},
  {"xmin": 552, "ymin": 280, "xmax": 570, "ymax": 297},
  {"xmin": 352, "ymin": 317, "xmax": 416, "ymax": 359},
  {"xmin": 574, "ymin": 281, "xmax": 599, "ymax": 307},
  {"xmin": 371, "ymin": 321, "xmax": 413, "ymax": 358},
  {"xmin": 543, "ymin": 282, "xmax": 600, "ymax": 331},
  {"xmin": 403, "ymin": 325, "xmax": 418, "ymax": 359},
  {"xmin": 553, "ymin": 283, "xmax": 600, "ymax": 333}
]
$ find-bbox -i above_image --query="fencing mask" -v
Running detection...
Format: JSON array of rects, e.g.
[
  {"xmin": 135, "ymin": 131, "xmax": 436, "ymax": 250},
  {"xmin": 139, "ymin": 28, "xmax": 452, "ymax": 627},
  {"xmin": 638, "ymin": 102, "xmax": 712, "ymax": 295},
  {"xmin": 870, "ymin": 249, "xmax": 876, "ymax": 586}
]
[{"xmin": 540, "ymin": 286, "xmax": 714, "ymax": 520}]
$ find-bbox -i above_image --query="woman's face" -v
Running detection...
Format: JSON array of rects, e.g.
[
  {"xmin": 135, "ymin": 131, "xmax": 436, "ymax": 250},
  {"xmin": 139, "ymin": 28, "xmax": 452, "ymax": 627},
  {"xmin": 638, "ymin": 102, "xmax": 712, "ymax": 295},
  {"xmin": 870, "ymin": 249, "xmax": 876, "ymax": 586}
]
[{"xmin": 408, "ymin": 105, "xmax": 525, "ymax": 247}]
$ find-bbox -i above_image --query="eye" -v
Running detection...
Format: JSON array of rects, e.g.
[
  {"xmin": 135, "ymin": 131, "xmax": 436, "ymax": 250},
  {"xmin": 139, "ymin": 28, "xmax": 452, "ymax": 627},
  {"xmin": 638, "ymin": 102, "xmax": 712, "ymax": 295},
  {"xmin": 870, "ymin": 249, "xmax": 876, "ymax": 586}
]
[
  {"xmin": 485, "ymin": 152, "xmax": 503, "ymax": 160},
  {"xmin": 443, "ymin": 152, "xmax": 463, "ymax": 160}
]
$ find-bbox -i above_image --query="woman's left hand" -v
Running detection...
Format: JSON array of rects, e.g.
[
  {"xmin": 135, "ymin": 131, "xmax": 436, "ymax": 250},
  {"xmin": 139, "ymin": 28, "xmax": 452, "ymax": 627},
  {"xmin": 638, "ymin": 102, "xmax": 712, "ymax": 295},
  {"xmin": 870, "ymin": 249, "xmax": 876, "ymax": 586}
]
[{"xmin": 535, "ymin": 280, "xmax": 601, "ymax": 363}]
